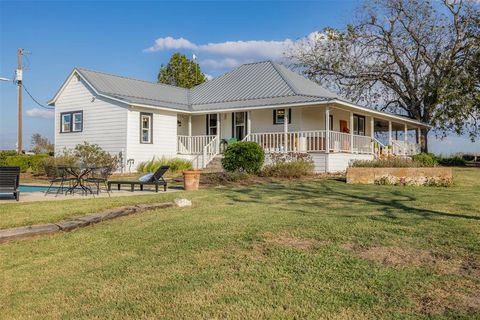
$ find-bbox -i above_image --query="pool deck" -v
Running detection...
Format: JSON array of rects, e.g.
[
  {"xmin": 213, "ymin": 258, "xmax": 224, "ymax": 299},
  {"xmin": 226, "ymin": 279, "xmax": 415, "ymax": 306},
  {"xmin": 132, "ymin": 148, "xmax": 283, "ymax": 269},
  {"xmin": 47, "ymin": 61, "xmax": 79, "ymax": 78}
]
[{"xmin": 0, "ymin": 186, "xmax": 182, "ymax": 204}]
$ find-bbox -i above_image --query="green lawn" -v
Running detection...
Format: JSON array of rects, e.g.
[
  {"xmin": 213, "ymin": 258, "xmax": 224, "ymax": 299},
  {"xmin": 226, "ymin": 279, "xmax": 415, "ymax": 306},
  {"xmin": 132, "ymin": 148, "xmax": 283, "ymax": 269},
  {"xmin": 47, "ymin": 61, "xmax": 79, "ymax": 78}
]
[{"xmin": 1, "ymin": 168, "xmax": 479, "ymax": 319}]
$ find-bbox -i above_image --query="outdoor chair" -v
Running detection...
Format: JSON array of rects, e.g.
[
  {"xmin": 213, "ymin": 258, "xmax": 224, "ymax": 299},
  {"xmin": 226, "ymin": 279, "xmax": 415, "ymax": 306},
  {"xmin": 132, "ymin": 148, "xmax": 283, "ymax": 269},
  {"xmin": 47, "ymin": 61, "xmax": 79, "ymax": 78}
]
[
  {"xmin": 107, "ymin": 165, "xmax": 169, "ymax": 192},
  {"xmin": 44, "ymin": 165, "xmax": 76, "ymax": 196},
  {"xmin": 0, "ymin": 166, "xmax": 21, "ymax": 201},
  {"xmin": 85, "ymin": 166, "xmax": 113, "ymax": 195}
]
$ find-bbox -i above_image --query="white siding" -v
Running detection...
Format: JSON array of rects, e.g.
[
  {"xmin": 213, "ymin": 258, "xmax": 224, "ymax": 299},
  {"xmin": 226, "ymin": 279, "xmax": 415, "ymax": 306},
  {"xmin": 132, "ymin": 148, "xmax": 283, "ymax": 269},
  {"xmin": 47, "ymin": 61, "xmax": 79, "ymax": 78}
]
[
  {"xmin": 126, "ymin": 107, "xmax": 178, "ymax": 167},
  {"xmin": 327, "ymin": 153, "xmax": 373, "ymax": 173},
  {"xmin": 54, "ymin": 76, "xmax": 128, "ymax": 156},
  {"xmin": 310, "ymin": 153, "xmax": 327, "ymax": 173}
]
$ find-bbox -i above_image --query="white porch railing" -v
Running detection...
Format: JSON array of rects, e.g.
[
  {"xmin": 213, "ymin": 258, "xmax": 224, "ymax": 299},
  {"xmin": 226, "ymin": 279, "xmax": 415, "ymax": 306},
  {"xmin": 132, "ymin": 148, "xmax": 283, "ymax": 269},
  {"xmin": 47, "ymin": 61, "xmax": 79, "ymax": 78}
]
[
  {"xmin": 392, "ymin": 139, "xmax": 421, "ymax": 156},
  {"xmin": 245, "ymin": 131, "xmax": 327, "ymax": 153},
  {"xmin": 177, "ymin": 135, "xmax": 216, "ymax": 154},
  {"xmin": 202, "ymin": 136, "xmax": 219, "ymax": 167},
  {"xmin": 244, "ymin": 130, "xmax": 373, "ymax": 154}
]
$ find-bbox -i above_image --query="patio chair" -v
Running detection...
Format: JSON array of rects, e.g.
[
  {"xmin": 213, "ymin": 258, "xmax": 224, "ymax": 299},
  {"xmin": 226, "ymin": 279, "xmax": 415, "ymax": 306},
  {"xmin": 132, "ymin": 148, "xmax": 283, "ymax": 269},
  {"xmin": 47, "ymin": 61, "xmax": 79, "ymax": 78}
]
[
  {"xmin": 0, "ymin": 166, "xmax": 20, "ymax": 201},
  {"xmin": 107, "ymin": 165, "xmax": 169, "ymax": 192},
  {"xmin": 85, "ymin": 166, "xmax": 114, "ymax": 195},
  {"xmin": 44, "ymin": 165, "xmax": 76, "ymax": 196}
]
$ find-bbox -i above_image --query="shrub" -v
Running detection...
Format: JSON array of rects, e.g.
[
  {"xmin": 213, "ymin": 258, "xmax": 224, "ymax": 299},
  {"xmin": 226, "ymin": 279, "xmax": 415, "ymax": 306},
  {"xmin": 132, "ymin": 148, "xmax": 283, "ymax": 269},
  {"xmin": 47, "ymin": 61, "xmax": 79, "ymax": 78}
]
[
  {"xmin": 38, "ymin": 155, "xmax": 78, "ymax": 175},
  {"xmin": 412, "ymin": 153, "xmax": 437, "ymax": 167},
  {"xmin": 222, "ymin": 141, "xmax": 265, "ymax": 174},
  {"xmin": 137, "ymin": 157, "xmax": 193, "ymax": 173},
  {"xmin": 72, "ymin": 142, "xmax": 118, "ymax": 169},
  {"xmin": 437, "ymin": 156, "xmax": 466, "ymax": 167},
  {"xmin": 261, "ymin": 160, "xmax": 314, "ymax": 178},
  {"xmin": 3, "ymin": 154, "xmax": 50, "ymax": 173},
  {"xmin": 351, "ymin": 158, "xmax": 418, "ymax": 168},
  {"xmin": 4, "ymin": 155, "xmax": 30, "ymax": 173},
  {"xmin": 0, "ymin": 150, "xmax": 17, "ymax": 166}
]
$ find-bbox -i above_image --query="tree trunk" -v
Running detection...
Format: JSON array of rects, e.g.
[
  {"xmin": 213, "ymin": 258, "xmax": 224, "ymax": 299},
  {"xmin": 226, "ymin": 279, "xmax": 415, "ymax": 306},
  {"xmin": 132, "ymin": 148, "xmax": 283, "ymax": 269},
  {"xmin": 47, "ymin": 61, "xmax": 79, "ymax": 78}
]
[{"xmin": 420, "ymin": 128, "xmax": 429, "ymax": 153}]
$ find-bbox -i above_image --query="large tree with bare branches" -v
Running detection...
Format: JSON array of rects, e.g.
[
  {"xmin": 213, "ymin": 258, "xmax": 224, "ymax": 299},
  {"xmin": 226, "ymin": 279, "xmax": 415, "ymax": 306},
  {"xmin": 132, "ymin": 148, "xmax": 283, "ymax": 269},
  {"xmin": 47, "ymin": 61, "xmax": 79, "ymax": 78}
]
[{"xmin": 288, "ymin": 0, "xmax": 479, "ymax": 151}]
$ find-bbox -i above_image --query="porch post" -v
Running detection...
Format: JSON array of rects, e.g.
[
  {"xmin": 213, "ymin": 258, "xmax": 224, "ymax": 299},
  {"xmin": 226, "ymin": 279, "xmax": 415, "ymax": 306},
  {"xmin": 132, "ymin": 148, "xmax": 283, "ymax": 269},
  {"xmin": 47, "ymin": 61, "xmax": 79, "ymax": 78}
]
[
  {"xmin": 325, "ymin": 106, "xmax": 330, "ymax": 154},
  {"xmin": 247, "ymin": 111, "xmax": 251, "ymax": 137},
  {"xmin": 404, "ymin": 123, "xmax": 408, "ymax": 155},
  {"xmin": 417, "ymin": 127, "xmax": 421, "ymax": 144},
  {"xmin": 283, "ymin": 109, "xmax": 288, "ymax": 153},
  {"xmin": 350, "ymin": 111, "xmax": 354, "ymax": 153},
  {"xmin": 188, "ymin": 115, "xmax": 192, "ymax": 136},
  {"xmin": 388, "ymin": 121, "xmax": 392, "ymax": 146},
  {"xmin": 370, "ymin": 117, "xmax": 375, "ymax": 154},
  {"xmin": 188, "ymin": 115, "xmax": 192, "ymax": 153},
  {"xmin": 216, "ymin": 113, "xmax": 220, "ymax": 153}
]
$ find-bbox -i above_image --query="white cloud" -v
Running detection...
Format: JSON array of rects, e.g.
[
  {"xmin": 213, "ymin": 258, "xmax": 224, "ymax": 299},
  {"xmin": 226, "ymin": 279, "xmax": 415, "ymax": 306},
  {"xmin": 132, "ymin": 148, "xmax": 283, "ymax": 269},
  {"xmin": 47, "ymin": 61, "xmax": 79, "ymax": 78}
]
[
  {"xmin": 143, "ymin": 36, "xmax": 197, "ymax": 52},
  {"xmin": 143, "ymin": 32, "xmax": 322, "ymax": 72},
  {"xmin": 26, "ymin": 108, "xmax": 54, "ymax": 119},
  {"xmin": 204, "ymin": 74, "xmax": 213, "ymax": 81}
]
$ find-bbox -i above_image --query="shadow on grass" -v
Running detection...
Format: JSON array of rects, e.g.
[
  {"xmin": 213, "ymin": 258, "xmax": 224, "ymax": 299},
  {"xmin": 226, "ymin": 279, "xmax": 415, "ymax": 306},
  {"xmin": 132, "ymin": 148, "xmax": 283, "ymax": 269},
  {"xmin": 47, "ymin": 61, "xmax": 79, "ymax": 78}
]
[{"xmin": 221, "ymin": 179, "xmax": 480, "ymax": 221}]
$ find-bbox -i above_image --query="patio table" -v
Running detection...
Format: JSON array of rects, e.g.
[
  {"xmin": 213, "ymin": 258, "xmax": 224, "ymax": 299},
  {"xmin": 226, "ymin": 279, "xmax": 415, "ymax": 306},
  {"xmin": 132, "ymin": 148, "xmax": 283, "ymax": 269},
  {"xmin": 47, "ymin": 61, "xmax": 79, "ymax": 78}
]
[{"xmin": 60, "ymin": 166, "xmax": 96, "ymax": 195}]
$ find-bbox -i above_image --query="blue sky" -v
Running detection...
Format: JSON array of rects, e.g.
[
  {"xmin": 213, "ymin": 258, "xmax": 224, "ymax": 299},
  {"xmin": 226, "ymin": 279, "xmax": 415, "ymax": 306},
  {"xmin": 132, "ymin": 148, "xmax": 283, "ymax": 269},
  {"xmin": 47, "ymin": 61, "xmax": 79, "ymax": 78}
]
[{"xmin": 0, "ymin": 0, "xmax": 477, "ymax": 154}]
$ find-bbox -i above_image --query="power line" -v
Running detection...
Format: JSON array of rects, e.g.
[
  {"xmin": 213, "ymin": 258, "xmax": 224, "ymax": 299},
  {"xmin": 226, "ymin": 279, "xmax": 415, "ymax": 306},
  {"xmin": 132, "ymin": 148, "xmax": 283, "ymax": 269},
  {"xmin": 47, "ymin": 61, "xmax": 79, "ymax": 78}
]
[{"xmin": 22, "ymin": 84, "xmax": 54, "ymax": 110}]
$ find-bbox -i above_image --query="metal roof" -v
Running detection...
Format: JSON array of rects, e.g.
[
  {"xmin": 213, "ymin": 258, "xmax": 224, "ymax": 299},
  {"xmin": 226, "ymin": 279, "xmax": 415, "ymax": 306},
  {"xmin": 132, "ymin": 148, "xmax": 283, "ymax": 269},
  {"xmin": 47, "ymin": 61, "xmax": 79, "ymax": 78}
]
[
  {"xmin": 76, "ymin": 68, "xmax": 191, "ymax": 111},
  {"xmin": 48, "ymin": 61, "xmax": 429, "ymax": 127}
]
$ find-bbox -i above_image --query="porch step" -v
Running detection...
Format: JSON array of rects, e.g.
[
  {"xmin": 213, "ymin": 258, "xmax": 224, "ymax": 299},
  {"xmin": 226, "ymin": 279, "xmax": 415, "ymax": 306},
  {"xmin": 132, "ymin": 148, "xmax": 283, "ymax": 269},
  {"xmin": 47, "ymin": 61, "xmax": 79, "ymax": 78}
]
[{"xmin": 204, "ymin": 155, "xmax": 224, "ymax": 173}]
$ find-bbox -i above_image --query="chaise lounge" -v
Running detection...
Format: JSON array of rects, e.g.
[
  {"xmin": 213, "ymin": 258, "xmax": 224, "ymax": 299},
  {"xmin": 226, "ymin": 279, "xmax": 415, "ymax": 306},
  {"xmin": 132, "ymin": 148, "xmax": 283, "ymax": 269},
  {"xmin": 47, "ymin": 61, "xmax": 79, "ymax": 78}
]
[
  {"xmin": 0, "ymin": 166, "xmax": 21, "ymax": 201},
  {"xmin": 107, "ymin": 165, "xmax": 169, "ymax": 192}
]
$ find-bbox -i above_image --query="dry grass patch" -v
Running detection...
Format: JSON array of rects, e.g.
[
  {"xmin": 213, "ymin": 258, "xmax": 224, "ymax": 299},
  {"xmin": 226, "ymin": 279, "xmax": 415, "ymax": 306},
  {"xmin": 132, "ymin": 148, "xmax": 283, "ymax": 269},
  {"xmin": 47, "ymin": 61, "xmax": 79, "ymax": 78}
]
[
  {"xmin": 414, "ymin": 279, "xmax": 480, "ymax": 316},
  {"xmin": 261, "ymin": 232, "xmax": 325, "ymax": 251},
  {"xmin": 342, "ymin": 243, "xmax": 480, "ymax": 276}
]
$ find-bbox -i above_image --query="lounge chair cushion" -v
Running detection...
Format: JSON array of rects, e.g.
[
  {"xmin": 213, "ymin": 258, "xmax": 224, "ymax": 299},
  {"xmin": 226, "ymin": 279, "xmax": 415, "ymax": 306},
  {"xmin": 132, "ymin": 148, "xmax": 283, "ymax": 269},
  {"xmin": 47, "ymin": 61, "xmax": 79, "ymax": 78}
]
[{"xmin": 138, "ymin": 173, "xmax": 154, "ymax": 183}]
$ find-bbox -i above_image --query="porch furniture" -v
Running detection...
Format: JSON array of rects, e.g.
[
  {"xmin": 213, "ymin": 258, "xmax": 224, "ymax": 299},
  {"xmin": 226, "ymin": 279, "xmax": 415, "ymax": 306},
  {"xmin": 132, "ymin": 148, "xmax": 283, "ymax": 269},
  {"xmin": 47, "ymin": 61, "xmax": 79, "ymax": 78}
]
[
  {"xmin": 60, "ymin": 166, "xmax": 95, "ymax": 195},
  {"xmin": 107, "ymin": 165, "xmax": 169, "ymax": 192},
  {"xmin": 0, "ymin": 166, "xmax": 20, "ymax": 201},
  {"xmin": 85, "ymin": 166, "xmax": 114, "ymax": 195},
  {"xmin": 44, "ymin": 165, "xmax": 76, "ymax": 196}
]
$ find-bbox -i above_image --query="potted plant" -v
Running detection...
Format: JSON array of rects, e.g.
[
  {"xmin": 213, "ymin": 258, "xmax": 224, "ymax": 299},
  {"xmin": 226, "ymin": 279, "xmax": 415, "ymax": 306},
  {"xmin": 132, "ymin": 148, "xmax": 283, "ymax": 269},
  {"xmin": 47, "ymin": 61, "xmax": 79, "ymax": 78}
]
[{"xmin": 183, "ymin": 170, "xmax": 202, "ymax": 191}]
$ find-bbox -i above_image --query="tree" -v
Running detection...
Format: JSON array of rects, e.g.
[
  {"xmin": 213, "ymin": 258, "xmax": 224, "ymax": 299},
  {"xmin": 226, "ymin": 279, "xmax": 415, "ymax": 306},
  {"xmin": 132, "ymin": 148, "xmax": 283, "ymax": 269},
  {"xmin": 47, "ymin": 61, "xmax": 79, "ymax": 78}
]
[
  {"xmin": 157, "ymin": 52, "xmax": 207, "ymax": 88},
  {"xmin": 30, "ymin": 133, "xmax": 54, "ymax": 155},
  {"xmin": 288, "ymin": 0, "xmax": 479, "ymax": 151}
]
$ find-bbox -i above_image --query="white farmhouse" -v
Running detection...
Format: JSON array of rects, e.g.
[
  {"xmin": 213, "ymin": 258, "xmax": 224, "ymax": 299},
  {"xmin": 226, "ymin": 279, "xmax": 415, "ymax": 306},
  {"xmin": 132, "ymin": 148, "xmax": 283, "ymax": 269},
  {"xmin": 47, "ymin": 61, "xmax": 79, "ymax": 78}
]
[{"xmin": 48, "ymin": 61, "xmax": 430, "ymax": 172}]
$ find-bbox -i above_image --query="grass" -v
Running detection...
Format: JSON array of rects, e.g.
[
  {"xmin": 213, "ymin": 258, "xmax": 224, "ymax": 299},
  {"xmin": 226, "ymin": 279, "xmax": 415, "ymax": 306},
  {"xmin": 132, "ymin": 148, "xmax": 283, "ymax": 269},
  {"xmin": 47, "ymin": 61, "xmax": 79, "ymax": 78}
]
[{"xmin": 1, "ymin": 168, "xmax": 479, "ymax": 319}]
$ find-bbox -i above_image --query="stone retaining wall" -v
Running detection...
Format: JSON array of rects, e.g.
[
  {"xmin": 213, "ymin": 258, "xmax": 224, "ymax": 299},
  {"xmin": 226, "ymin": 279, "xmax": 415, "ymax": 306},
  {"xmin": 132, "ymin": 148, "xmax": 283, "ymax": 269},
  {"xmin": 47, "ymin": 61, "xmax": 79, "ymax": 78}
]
[{"xmin": 346, "ymin": 167, "xmax": 453, "ymax": 184}]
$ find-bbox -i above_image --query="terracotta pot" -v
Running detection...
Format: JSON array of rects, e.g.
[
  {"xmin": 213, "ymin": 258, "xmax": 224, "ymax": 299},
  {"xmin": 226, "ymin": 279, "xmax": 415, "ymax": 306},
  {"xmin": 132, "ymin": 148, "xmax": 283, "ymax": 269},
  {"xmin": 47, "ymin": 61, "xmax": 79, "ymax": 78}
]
[{"xmin": 183, "ymin": 170, "xmax": 201, "ymax": 191}]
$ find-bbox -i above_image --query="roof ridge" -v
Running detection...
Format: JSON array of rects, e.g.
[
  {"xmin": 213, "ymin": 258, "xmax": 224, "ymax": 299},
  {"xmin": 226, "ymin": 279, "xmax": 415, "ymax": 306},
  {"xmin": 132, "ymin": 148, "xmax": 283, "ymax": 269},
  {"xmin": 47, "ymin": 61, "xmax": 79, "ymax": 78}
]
[
  {"xmin": 269, "ymin": 61, "xmax": 300, "ymax": 94},
  {"xmin": 76, "ymin": 67, "xmax": 189, "ymax": 92}
]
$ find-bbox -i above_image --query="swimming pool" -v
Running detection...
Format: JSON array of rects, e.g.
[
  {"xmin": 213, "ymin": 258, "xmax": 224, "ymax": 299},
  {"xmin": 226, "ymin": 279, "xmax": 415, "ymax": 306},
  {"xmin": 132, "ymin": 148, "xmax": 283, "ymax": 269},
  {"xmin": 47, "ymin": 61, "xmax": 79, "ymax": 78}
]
[{"xmin": 18, "ymin": 185, "xmax": 58, "ymax": 193}]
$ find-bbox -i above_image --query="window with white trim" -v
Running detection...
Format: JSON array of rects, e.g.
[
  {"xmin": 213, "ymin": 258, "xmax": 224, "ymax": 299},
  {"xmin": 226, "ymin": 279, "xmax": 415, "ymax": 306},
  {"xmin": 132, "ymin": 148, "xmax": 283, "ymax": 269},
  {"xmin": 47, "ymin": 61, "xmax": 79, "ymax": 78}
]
[
  {"xmin": 60, "ymin": 111, "xmax": 82, "ymax": 133},
  {"xmin": 273, "ymin": 108, "xmax": 292, "ymax": 125},
  {"xmin": 140, "ymin": 113, "xmax": 153, "ymax": 143}
]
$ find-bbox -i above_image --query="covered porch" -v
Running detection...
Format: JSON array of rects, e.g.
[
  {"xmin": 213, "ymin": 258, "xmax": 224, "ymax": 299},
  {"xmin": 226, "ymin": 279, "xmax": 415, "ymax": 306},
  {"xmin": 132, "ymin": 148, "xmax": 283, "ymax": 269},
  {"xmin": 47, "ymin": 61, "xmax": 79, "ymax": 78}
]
[{"xmin": 175, "ymin": 103, "xmax": 425, "ymax": 168}]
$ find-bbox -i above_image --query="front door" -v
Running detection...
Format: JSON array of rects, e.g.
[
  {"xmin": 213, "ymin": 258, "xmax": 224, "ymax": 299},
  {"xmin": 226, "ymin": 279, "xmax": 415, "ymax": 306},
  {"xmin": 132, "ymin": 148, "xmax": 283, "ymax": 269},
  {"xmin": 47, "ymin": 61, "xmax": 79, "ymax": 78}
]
[{"xmin": 232, "ymin": 112, "xmax": 246, "ymax": 140}]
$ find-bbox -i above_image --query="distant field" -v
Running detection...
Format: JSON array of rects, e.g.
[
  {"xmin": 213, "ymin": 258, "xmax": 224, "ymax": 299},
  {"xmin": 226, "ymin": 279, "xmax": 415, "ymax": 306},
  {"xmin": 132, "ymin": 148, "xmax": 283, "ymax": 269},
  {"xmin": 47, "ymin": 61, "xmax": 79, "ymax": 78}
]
[{"xmin": 1, "ymin": 168, "xmax": 479, "ymax": 319}]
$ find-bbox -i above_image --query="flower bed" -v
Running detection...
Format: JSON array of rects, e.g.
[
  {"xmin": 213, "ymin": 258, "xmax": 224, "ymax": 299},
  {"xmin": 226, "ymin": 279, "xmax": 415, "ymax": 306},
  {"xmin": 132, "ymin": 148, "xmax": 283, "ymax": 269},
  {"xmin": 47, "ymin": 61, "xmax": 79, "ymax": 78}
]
[{"xmin": 346, "ymin": 167, "xmax": 453, "ymax": 186}]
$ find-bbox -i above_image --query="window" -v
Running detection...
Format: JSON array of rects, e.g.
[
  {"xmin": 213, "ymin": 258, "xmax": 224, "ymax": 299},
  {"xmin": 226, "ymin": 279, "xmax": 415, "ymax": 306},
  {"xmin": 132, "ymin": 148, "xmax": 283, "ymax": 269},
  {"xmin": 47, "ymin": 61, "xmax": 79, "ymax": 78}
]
[
  {"xmin": 273, "ymin": 109, "xmax": 292, "ymax": 125},
  {"xmin": 329, "ymin": 115, "xmax": 333, "ymax": 131},
  {"xmin": 60, "ymin": 111, "xmax": 82, "ymax": 133},
  {"xmin": 140, "ymin": 113, "xmax": 153, "ymax": 143},
  {"xmin": 233, "ymin": 112, "xmax": 246, "ymax": 140},
  {"xmin": 206, "ymin": 114, "xmax": 217, "ymax": 135},
  {"xmin": 353, "ymin": 114, "xmax": 366, "ymax": 135}
]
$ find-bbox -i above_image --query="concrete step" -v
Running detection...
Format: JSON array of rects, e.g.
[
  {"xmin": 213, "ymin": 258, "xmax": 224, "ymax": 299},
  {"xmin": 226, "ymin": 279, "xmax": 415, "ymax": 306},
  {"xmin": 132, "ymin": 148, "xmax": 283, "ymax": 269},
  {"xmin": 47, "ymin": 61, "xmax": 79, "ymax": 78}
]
[{"xmin": 204, "ymin": 155, "xmax": 224, "ymax": 173}]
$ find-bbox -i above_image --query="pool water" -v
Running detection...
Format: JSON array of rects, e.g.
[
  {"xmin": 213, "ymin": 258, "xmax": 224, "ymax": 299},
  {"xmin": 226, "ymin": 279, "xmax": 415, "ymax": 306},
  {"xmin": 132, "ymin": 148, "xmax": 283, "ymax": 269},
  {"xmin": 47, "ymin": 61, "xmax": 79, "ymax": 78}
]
[{"xmin": 18, "ymin": 185, "xmax": 58, "ymax": 193}]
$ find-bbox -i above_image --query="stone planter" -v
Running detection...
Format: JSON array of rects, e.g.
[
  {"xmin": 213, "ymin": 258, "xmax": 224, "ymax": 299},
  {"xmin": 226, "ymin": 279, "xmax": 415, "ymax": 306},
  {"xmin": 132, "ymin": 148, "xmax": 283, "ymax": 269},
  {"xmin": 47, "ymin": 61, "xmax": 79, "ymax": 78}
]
[
  {"xmin": 183, "ymin": 170, "xmax": 202, "ymax": 191},
  {"xmin": 346, "ymin": 167, "xmax": 453, "ymax": 184}
]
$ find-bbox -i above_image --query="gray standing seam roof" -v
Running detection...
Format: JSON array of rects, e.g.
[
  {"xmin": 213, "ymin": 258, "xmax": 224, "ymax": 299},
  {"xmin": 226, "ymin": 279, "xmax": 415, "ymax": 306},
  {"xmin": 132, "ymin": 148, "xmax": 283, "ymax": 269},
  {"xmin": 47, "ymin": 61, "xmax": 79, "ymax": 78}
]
[{"xmin": 70, "ymin": 61, "xmax": 340, "ymax": 112}]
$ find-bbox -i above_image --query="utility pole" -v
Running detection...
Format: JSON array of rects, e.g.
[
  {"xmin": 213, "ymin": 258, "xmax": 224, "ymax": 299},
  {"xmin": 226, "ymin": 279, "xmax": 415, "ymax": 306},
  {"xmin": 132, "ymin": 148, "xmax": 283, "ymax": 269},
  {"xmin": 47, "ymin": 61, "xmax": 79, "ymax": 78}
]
[{"xmin": 16, "ymin": 48, "xmax": 23, "ymax": 154}]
